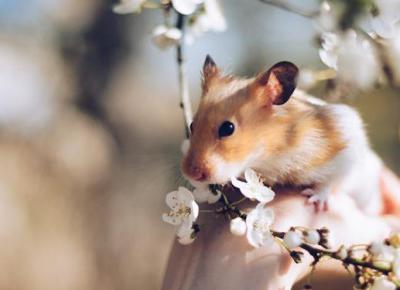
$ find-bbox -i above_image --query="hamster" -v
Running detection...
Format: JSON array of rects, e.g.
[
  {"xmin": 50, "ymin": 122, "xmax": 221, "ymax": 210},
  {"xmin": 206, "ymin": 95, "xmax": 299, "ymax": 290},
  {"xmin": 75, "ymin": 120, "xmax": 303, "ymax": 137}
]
[{"xmin": 181, "ymin": 55, "xmax": 400, "ymax": 214}]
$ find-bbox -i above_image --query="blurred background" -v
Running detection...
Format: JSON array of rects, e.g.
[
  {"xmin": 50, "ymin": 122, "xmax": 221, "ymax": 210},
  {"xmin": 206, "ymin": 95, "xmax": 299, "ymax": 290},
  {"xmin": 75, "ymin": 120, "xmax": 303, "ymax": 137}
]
[{"xmin": 0, "ymin": 0, "xmax": 398, "ymax": 289}]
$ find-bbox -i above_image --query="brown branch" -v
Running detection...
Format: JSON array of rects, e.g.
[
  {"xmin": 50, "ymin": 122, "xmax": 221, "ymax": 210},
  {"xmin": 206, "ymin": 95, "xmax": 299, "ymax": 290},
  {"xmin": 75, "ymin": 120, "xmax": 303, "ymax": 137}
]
[
  {"xmin": 259, "ymin": 0, "xmax": 319, "ymax": 18},
  {"xmin": 175, "ymin": 13, "xmax": 193, "ymax": 138},
  {"xmin": 211, "ymin": 185, "xmax": 394, "ymax": 277}
]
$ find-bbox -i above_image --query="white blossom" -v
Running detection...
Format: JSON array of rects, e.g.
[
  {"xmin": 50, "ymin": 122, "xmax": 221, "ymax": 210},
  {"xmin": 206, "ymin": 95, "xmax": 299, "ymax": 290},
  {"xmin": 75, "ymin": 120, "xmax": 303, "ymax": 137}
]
[
  {"xmin": 172, "ymin": 0, "xmax": 204, "ymax": 15},
  {"xmin": 186, "ymin": 0, "xmax": 226, "ymax": 44},
  {"xmin": 314, "ymin": 1, "xmax": 338, "ymax": 32},
  {"xmin": 337, "ymin": 31, "xmax": 380, "ymax": 89},
  {"xmin": 370, "ymin": 277, "xmax": 396, "ymax": 290},
  {"xmin": 230, "ymin": 217, "xmax": 247, "ymax": 236},
  {"xmin": 152, "ymin": 25, "xmax": 182, "ymax": 50},
  {"xmin": 112, "ymin": 0, "xmax": 146, "ymax": 14},
  {"xmin": 192, "ymin": 186, "xmax": 221, "ymax": 204},
  {"xmin": 283, "ymin": 230, "xmax": 303, "ymax": 249},
  {"xmin": 231, "ymin": 168, "xmax": 275, "ymax": 203},
  {"xmin": 319, "ymin": 32, "xmax": 339, "ymax": 70},
  {"xmin": 370, "ymin": 16, "xmax": 400, "ymax": 39},
  {"xmin": 176, "ymin": 219, "xmax": 196, "ymax": 245},
  {"xmin": 370, "ymin": 242, "xmax": 395, "ymax": 263},
  {"xmin": 162, "ymin": 187, "xmax": 199, "ymax": 244},
  {"xmin": 246, "ymin": 203, "xmax": 275, "ymax": 248},
  {"xmin": 369, "ymin": 0, "xmax": 400, "ymax": 39},
  {"xmin": 319, "ymin": 31, "xmax": 380, "ymax": 90},
  {"xmin": 304, "ymin": 229, "xmax": 320, "ymax": 245}
]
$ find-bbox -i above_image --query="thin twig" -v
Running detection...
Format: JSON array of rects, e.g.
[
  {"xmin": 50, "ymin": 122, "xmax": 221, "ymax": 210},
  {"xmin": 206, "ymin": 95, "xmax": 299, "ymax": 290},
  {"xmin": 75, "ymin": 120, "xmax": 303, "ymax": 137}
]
[
  {"xmin": 259, "ymin": 0, "xmax": 319, "ymax": 18},
  {"xmin": 175, "ymin": 13, "xmax": 193, "ymax": 138},
  {"xmin": 214, "ymin": 188, "xmax": 393, "ymax": 276},
  {"xmin": 271, "ymin": 230, "xmax": 392, "ymax": 275}
]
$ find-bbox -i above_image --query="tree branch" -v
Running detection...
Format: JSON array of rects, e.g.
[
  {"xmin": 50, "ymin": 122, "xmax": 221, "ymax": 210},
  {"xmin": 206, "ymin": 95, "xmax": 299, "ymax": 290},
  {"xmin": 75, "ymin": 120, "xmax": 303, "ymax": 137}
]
[
  {"xmin": 259, "ymin": 0, "xmax": 319, "ymax": 18},
  {"xmin": 175, "ymin": 13, "xmax": 193, "ymax": 138},
  {"xmin": 211, "ymin": 185, "xmax": 394, "ymax": 279}
]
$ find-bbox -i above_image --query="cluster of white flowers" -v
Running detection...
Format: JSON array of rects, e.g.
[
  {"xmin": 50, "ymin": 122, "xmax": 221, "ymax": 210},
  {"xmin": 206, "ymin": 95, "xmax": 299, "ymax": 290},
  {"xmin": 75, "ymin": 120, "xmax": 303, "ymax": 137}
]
[
  {"xmin": 319, "ymin": 30, "xmax": 380, "ymax": 90},
  {"xmin": 297, "ymin": 0, "xmax": 400, "ymax": 93},
  {"xmin": 228, "ymin": 169, "xmax": 276, "ymax": 247},
  {"xmin": 367, "ymin": 236, "xmax": 400, "ymax": 289},
  {"xmin": 161, "ymin": 165, "xmax": 327, "ymax": 250},
  {"xmin": 161, "ymin": 168, "xmax": 276, "ymax": 246},
  {"xmin": 113, "ymin": 0, "xmax": 226, "ymax": 49},
  {"xmin": 161, "ymin": 166, "xmax": 334, "ymax": 262}
]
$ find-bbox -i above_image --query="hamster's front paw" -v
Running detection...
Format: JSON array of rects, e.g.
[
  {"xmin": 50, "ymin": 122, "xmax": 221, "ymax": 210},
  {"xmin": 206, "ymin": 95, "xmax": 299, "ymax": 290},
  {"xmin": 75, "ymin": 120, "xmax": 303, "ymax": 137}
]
[{"xmin": 301, "ymin": 188, "xmax": 329, "ymax": 212}]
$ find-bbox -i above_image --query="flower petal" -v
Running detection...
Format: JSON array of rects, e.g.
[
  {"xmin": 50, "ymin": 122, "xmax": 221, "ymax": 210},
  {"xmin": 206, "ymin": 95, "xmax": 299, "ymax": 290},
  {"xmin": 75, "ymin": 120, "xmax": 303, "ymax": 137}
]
[
  {"xmin": 162, "ymin": 213, "xmax": 181, "ymax": 225},
  {"xmin": 370, "ymin": 277, "xmax": 396, "ymax": 290},
  {"xmin": 177, "ymin": 219, "xmax": 193, "ymax": 237},
  {"xmin": 190, "ymin": 200, "xmax": 199, "ymax": 221},
  {"xmin": 177, "ymin": 186, "xmax": 195, "ymax": 204},
  {"xmin": 165, "ymin": 190, "xmax": 180, "ymax": 209},
  {"xmin": 178, "ymin": 235, "xmax": 195, "ymax": 245},
  {"xmin": 246, "ymin": 226, "xmax": 263, "ymax": 247},
  {"xmin": 231, "ymin": 177, "xmax": 254, "ymax": 199},
  {"xmin": 260, "ymin": 207, "xmax": 275, "ymax": 225},
  {"xmin": 231, "ymin": 176, "xmax": 246, "ymax": 189},
  {"xmin": 260, "ymin": 232, "xmax": 275, "ymax": 247},
  {"xmin": 255, "ymin": 186, "xmax": 275, "ymax": 203},
  {"xmin": 203, "ymin": 0, "xmax": 227, "ymax": 32},
  {"xmin": 177, "ymin": 220, "xmax": 196, "ymax": 245},
  {"xmin": 172, "ymin": 0, "xmax": 198, "ymax": 15},
  {"xmin": 244, "ymin": 168, "xmax": 260, "ymax": 185}
]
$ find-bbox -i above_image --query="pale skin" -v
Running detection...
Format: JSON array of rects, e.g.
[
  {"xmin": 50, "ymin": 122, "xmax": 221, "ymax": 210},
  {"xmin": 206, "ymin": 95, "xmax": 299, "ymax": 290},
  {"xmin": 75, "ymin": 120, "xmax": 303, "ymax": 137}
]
[{"xmin": 161, "ymin": 190, "xmax": 400, "ymax": 290}]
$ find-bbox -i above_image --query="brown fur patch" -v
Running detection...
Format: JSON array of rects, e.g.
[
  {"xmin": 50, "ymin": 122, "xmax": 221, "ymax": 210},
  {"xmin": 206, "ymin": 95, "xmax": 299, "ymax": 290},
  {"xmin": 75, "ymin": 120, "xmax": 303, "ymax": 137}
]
[{"xmin": 307, "ymin": 108, "xmax": 346, "ymax": 169}]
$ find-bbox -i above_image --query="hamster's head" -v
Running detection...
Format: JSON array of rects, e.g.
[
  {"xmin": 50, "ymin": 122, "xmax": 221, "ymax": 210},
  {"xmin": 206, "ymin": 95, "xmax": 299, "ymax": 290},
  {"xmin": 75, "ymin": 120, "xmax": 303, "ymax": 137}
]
[{"xmin": 181, "ymin": 55, "xmax": 298, "ymax": 187}]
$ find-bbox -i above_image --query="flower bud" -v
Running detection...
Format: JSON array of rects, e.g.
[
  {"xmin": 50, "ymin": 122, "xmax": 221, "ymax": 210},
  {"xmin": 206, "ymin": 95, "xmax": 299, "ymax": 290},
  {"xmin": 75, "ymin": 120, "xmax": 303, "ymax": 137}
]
[
  {"xmin": 336, "ymin": 246, "xmax": 348, "ymax": 260},
  {"xmin": 230, "ymin": 217, "xmax": 247, "ymax": 236},
  {"xmin": 370, "ymin": 277, "xmax": 396, "ymax": 290},
  {"xmin": 284, "ymin": 230, "xmax": 303, "ymax": 249},
  {"xmin": 304, "ymin": 230, "xmax": 320, "ymax": 245}
]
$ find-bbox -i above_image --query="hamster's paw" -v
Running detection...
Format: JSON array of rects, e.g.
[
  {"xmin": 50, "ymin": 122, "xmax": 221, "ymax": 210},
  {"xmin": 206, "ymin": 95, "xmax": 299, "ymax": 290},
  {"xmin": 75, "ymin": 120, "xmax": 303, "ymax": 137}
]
[{"xmin": 301, "ymin": 188, "xmax": 329, "ymax": 212}]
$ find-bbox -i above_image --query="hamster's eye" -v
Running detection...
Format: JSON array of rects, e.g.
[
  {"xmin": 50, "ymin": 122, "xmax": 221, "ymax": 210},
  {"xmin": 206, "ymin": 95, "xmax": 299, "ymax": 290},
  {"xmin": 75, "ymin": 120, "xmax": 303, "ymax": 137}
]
[{"xmin": 218, "ymin": 121, "xmax": 235, "ymax": 138}]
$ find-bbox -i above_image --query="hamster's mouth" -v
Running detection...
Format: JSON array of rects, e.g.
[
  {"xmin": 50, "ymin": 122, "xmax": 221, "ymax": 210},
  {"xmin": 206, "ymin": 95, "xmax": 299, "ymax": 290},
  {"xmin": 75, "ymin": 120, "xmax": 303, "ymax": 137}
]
[{"xmin": 183, "ymin": 173, "xmax": 233, "ymax": 190}]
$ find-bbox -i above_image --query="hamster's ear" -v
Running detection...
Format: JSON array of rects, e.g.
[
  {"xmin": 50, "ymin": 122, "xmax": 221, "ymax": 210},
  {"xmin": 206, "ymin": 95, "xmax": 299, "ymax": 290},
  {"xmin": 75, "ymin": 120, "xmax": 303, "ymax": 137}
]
[
  {"xmin": 202, "ymin": 55, "xmax": 219, "ymax": 91},
  {"xmin": 251, "ymin": 61, "xmax": 298, "ymax": 105}
]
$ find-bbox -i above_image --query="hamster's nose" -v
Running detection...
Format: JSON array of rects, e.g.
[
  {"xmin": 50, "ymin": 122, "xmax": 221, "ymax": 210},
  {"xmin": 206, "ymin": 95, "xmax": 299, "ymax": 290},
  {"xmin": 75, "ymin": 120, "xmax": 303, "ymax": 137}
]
[{"xmin": 187, "ymin": 164, "xmax": 209, "ymax": 182}]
